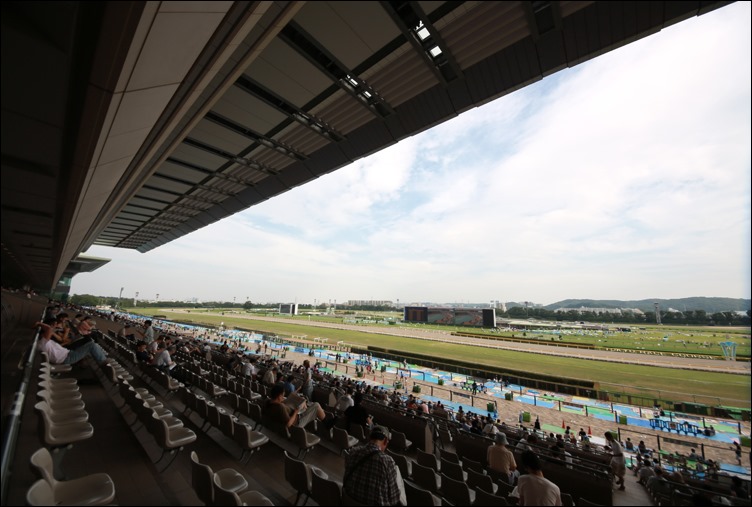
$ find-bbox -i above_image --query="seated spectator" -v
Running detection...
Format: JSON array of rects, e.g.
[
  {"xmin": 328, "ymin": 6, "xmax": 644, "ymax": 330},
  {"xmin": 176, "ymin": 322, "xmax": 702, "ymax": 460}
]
[
  {"xmin": 262, "ymin": 366, "xmax": 277, "ymax": 386},
  {"xmin": 483, "ymin": 416, "xmax": 499, "ymax": 436},
  {"xmin": 336, "ymin": 388, "xmax": 355, "ymax": 413},
  {"xmin": 345, "ymin": 392, "xmax": 373, "ymax": 431},
  {"xmin": 153, "ymin": 343, "xmax": 176, "ymax": 374},
  {"xmin": 265, "ymin": 384, "xmax": 326, "ymax": 431},
  {"xmin": 77, "ymin": 316, "xmax": 95, "ymax": 336},
  {"xmin": 638, "ymin": 440, "xmax": 651, "ymax": 455},
  {"xmin": 36, "ymin": 323, "xmax": 109, "ymax": 367},
  {"xmin": 282, "ymin": 375, "xmax": 298, "ymax": 397},
  {"xmin": 118, "ymin": 323, "xmax": 135, "ymax": 341},
  {"xmin": 688, "ymin": 448, "xmax": 699, "ymax": 461},
  {"xmin": 132, "ymin": 340, "xmax": 150, "ymax": 362},
  {"xmin": 517, "ymin": 450, "xmax": 562, "ymax": 506},
  {"xmin": 343, "ymin": 426, "xmax": 403, "ymax": 506},
  {"xmin": 624, "ymin": 438, "xmax": 635, "ymax": 451},
  {"xmin": 487, "ymin": 433, "xmax": 517, "ymax": 484},
  {"xmin": 637, "ymin": 459, "xmax": 656, "ymax": 485}
]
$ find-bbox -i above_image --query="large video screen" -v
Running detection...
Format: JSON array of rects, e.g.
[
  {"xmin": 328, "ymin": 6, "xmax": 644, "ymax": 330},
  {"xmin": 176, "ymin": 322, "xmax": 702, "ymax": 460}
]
[
  {"xmin": 404, "ymin": 307, "xmax": 494, "ymax": 327},
  {"xmin": 404, "ymin": 306, "xmax": 428, "ymax": 322}
]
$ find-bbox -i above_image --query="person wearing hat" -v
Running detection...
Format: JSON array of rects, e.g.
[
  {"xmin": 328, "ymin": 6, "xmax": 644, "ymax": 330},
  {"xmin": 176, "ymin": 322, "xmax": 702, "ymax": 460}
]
[
  {"xmin": 343, "ymin": 426, "xmax": 402, "ymax": 506},
  {"xmin": 487, "ymin": 432, "xmax": 517, "ymax": 484}
]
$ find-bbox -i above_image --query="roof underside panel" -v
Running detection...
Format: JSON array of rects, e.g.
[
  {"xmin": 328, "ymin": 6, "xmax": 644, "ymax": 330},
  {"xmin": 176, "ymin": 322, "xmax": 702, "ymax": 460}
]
[
  {"xmin": 293, "ymin": 1, "xmax": 400, "ymax": 70},
  {"xmin": 245, "ymin": 38, "xmax": 335, "ymax": 108}
]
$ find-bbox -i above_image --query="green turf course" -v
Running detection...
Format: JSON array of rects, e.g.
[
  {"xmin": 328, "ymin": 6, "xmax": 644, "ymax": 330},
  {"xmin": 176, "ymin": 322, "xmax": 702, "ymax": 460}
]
[
  {"xmin": 129, "ymin": 308, "xmax": 751, "ymax": 408},
  {"xmin": 170, "ymin": 308, "xmax": 751, "ymax": 357}
]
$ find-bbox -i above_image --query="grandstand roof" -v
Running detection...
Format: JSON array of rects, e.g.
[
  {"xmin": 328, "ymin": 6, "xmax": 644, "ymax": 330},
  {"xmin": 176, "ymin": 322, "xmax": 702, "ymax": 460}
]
[{"xmin": 1, "ymin": 1, "xmax": 731, "ymax": 290}]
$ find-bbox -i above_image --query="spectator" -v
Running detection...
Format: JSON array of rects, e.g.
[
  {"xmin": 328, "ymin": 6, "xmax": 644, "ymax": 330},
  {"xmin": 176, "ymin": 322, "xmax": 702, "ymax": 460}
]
[
  {"xmin": 282, "ymin": 375, "xmax": 298, "ymax": 397},
  {"xmin": 135, "ymin": 341, "xmax": 152, "ymax": 363},
  {"xmin": 483, "ymin": 416, "xmax": 499, "ymax": 436},
  {"xmin": 36, "ymin": 322, "xmax": 109, "ymax": 367},
  {"xmin": 487, "ymin": 433, "xmax": 517, "ymax": 484},
  {"xmin": 264, "ymin": 384, "xmax": 326, "ymax": 430},
  {"xmin": 140, "ymin": 320, "xmax": 155, "ymax": 344},
  {"xmin": 606, "ymin": 431, "xmax": 626, "ymax": 491},
  {"xmin": 733, "ymin": 442, "xmax": 742, "ymax": 465},
  {"xmin": 153, "ymin": 343, "xmax": 176, "ymax": 374},
  {"xmin": 637, "ymin": 458, "xmax": 656, "ymax": 485},
  {"xmin": 343, "ymin": 426, "xmax": 403, "ymax": 506},
  {"xmin": 345, "ymin": 392, "xmax": 372, "ymax": 431},
  {"xmin": 624, "ymin": 438, "xmax": 635, "ymax": 451},
  {"xmin": 262, "ymin": 367, "xmax": 277, "ymax": 386},
  {"xmin": 336, "ymin": 388, "xmax": 355, "ymax": 413},
  {"xmin": 118, "ymin": 323, "xmax": 135, "ymax": 341},
  {"xmin": 517, "ymin": 450, "xmax": 562, "ymax": 506},
  {"xmin": 301, "ymin": 359, "xmax": 314, "ymax": 400}
]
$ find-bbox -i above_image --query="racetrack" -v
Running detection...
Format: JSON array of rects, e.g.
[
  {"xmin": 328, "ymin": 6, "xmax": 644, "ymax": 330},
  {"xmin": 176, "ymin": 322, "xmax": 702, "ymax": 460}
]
[{"xmin": 174, "ymin": 311, "xmax": 750, "ymax": 375}]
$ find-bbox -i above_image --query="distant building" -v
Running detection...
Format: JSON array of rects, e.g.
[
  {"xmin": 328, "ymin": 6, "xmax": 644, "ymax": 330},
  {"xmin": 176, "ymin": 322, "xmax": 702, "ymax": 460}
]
[{"xmin": 344, "ymin": 300, "xmax": 393, "ymax": 307}]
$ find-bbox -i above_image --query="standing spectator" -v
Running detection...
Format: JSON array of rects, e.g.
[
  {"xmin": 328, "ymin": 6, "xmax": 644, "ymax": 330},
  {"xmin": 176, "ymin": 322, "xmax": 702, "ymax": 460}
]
[
  {"xmin": 517, "ymin": 450, "xmax": 562, "ymax": 506},
  {"xmin": 301, "ymin": 359, "xmax": 314, "ymax": 400},
  {"xmin": 140, "ymin": 320, "xmax": 155, "ymax": 344},
  {"xmin": 733, "ymin": 442, "xmax": 742, "ymax": 465},
  {"xmin": 343, "ymin": 426, "xmax": 403, "ymax": 506},
  {"xmin": 606, "ymin": 432, "xmax": 626, "ymax": 490}
]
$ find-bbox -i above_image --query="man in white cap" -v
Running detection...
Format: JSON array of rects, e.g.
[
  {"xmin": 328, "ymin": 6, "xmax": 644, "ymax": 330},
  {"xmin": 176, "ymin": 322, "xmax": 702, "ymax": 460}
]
[{"xmin": 487, "ymin": 432, "xmax": 517, "ymax": 484}]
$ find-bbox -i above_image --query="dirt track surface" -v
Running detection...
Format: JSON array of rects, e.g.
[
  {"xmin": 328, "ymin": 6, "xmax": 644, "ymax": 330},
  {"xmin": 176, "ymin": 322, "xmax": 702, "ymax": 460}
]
[{"xmin": 180, "ymin": 312, "xmax": 750, "ymax": 374}]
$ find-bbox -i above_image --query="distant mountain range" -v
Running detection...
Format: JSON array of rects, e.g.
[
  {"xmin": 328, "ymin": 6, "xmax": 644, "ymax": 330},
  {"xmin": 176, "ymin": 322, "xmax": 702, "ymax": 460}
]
[{"xmin": 524, "ymin": 297, "xmax": 751, "ymax": 313}]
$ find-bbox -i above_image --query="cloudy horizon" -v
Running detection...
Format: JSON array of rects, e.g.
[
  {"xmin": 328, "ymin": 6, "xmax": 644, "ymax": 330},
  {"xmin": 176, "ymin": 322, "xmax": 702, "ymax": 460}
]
[{"xmin": 72, "ymin": 3, "xmax": 751, "ymax": 306}]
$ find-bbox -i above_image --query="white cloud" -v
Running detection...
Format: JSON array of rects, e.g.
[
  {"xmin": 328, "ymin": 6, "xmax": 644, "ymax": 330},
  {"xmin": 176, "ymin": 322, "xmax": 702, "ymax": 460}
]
[{"xmin": 75, "ymin": 3, "xmax": 751, "ymax": 305}]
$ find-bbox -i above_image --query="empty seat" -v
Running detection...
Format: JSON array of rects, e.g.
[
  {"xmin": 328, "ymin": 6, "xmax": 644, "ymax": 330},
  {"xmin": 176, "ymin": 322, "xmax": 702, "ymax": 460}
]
[
  {"xmin": 440, "ymin": 457, "xmax": 468, "ymax": 482},
  {"xmin": 190, "ymin": 451, "xmax": 248, "ymax": 505},
  {"xmin": 333, "ymin": 427, "xmax": 359, "ymax": 455},
  {"xmin": 148, "ymin": 414, "xmax": 196, "ymax": 470},
  {"xmin": 440, "ymin": 473, "xmax": 476, "ymax": 506},
  {"xmin": 417, "ymin": 449, "xmax": 440, "ymax": 472},
  {"xmin": 405, "ymin": 479, "xmax": 442, "ymax": 506},
  {"xmin": 473, "ymin": 487, "xmax": 509, "ymax": 506},
  {"xmin": 387, "ymin": 448, "xmax": 412, "ymax": 479},
  {"xmin": 310, "ymin": 469, "xmax": 343, "ymax": 506},
  {"xmin": 290, "ymin": 425, "xmax": 321, "ymax": 459},
  {"xmin": 412, "ymin": 462, "xmax": 441, "ymax": 494},
  {"xmin": 34, "ymin": 401, "xmax": 94, "ymax": 447},
  {"xmin": 213, "ymin": 475, "xmax": 274, "ymax": 506},
  {"xmin": 232, "ymin": 419, "xmax": 270, "ymax": 464},
  {"xmin": 467, "ymin": 468, "xmax": 497, "ymax": 494},
  {"xmin": 285, "ymin": 450, "xmax": 327, "ymax": 506},
  {"xmin": 28, "ymin": 448, "xmax": 115, "ymax": 506},
  {"xmin": 390, "ymin": 430, "xmax": 412, "ymax": 452}
]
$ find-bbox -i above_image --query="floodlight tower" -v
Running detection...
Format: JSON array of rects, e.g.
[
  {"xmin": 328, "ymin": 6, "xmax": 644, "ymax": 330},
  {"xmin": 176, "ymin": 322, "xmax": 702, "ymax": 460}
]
[{"xmin": 654, "ymin": 302, "xmax": 661, "ymax": 324}]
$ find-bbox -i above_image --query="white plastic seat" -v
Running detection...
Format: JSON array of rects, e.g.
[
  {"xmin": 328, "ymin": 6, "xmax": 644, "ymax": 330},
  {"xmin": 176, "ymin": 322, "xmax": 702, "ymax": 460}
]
[
  {"xmin": 36, "ymin": 389, "xmax": 86, "ymax": 412},
  {"xmin": 34, "ymin": 401, "xmax": 94, "ymax": 447},
  {"xmin": 29, "ymin": 448, "xmax": 115, "ymax": 506}
]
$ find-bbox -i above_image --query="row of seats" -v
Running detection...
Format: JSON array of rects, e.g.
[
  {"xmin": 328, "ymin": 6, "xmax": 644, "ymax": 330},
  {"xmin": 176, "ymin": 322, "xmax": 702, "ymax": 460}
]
[
  {"xmin": 179, "ymin": 386, "xmax": 269, "ymax": 463},
  {"xmin": 28, "ymin": 353, "xmax": 116, "ymax": 505}
]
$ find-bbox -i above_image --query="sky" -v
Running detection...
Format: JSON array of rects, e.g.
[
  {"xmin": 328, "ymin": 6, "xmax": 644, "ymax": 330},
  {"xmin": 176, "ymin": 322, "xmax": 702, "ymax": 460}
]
[{"xmin": 72, "ymin": 3, "xmax": 752, "ymax": 306}]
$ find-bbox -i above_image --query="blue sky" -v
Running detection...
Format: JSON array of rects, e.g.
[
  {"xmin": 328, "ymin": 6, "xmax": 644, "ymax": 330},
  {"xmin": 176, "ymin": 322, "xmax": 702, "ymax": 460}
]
[{"xmin": 73, "ymin": 3, "xmax": 752, "ymax": 306}]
